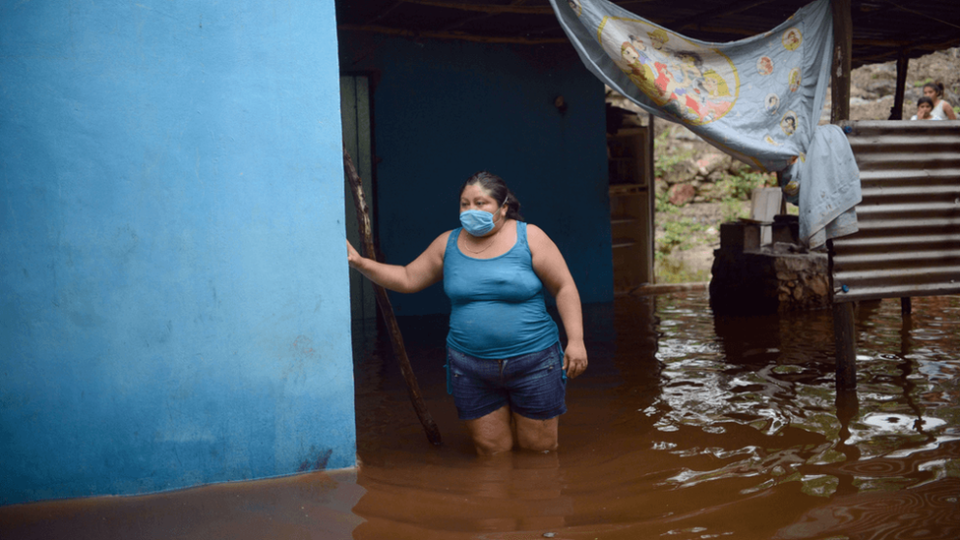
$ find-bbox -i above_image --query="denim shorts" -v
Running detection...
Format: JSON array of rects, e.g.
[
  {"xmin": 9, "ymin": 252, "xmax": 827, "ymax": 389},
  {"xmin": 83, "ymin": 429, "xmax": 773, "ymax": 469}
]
[{"xmin": 446, "ymin": 342, "xmax": 566, "ymax": 421}]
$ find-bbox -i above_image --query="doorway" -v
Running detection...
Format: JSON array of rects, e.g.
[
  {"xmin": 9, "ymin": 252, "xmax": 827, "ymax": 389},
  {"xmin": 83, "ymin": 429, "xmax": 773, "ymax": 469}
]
[{"xmin": 341, "ymin": 75, "xmax": 376, "ymax": 320}]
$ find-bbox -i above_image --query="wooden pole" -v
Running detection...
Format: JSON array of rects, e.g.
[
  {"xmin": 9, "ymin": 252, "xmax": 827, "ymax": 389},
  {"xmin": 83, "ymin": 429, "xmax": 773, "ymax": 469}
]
[
  {"xmin": 889, "ymin": 50, "xmax": 909, "ymax": 120},
  {"xmin": 829, "ymin": 1, "xmax": 856, "ymax": 390},
  {"xmin": 828, "ymin": 238, "xmax": 857, "ymax": 390},
  {"xmin": 830, "ymin": 0, "xmax": 852, "ymax": 124},
  {"xmin": 343, "ymin": 146, "xmax": 442, "ymax": 446},
  {"xmin": 901, "ymin": 297, "xmax": 912, "ymax": 316},
  {"xmin": 833, "ymin": 301, "xmax": 857, "ymax": 389}
]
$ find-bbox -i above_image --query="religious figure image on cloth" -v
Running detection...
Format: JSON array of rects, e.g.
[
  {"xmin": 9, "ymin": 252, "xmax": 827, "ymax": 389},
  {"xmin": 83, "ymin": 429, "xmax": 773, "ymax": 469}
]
[{"xmin": 601, "ymin": 18, "xmax": 739, "ymax": 126}]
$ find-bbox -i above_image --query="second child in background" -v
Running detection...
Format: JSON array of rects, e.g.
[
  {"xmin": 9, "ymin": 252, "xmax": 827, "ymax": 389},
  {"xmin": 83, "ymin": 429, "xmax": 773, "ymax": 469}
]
[{"xmin": 911, "ymin": 97, "xmax": 936, "ymax": 120}]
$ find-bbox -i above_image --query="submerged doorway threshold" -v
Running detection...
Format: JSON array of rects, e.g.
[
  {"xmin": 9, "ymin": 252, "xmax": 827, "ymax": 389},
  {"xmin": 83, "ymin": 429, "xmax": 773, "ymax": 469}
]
[{"xmin": 617, "ymin": 282, "xmax": 708, "ymax": 296}]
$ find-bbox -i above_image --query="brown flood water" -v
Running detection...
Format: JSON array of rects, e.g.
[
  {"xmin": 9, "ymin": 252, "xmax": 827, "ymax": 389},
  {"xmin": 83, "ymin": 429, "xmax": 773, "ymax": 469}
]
[{"xmin": 3, "ymin": 293, "xmax": 959, "ymax": 539}]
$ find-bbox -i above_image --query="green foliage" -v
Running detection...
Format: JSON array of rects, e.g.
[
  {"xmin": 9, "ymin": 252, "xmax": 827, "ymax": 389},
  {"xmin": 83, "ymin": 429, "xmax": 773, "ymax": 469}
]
[
  {"xmin": 655, "ymin": 188, "xmax": 679, "ymax": 215},
  {"xmin": 656, "ymin": 218, "xmax": 706, "ymax": 260},
  {"xmin": 653, "ymin": 130, "xmax": 695, "ymax": 180},
  {"xmin": 716, "ymin": 169, "xmax": 775, "ymax": 201},
  {"xmin": 913, "ymin": 77, "xmax": 933, "ymax": 88},
  {"xmin": 721, "ymin": 198, "xmax": 748, "ymax": 222}
]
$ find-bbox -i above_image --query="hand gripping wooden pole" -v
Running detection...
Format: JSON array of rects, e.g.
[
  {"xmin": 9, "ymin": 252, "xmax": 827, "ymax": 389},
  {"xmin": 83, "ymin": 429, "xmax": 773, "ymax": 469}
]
[{"xmin": 343, "ymin": 146, "xmax": 443, "ymax": 446}]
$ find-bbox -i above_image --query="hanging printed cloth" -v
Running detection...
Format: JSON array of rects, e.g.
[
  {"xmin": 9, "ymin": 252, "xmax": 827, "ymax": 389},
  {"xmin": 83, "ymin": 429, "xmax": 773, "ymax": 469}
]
[{"xmin": 550, "ymin": 0, "xmax": 861, "ymax": 248}]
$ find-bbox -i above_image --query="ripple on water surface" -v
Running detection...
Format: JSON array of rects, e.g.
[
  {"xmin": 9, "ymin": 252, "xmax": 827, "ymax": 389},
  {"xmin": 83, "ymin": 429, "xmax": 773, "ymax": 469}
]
[
  {"xmin": 4, "ymin": 294, "xmax": 957, "ymax": 540},
  {"xmin": 347, "ymin": 294, "xmax": 960, "ymax": 539}
]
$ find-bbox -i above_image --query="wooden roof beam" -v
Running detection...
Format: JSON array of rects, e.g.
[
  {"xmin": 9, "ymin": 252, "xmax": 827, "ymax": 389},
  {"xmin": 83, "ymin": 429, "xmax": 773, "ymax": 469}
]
[
  {"xmin": 672, "ymin": 0, "xmax": 780, "ymax": 31},
  {"xmin": 440, "ymin": 0, "xmax": 526, "ymax": 32},
  {"xmin": 399, "ymin": 0, "xmax": 652, "ymax": 16},
  {"xmin": 366, "ymin": 0, "xmax": 406, "ymax": 25},
  {"xmin": 338, "ymin": 23, "xmax": 569, "ymax": 44}
]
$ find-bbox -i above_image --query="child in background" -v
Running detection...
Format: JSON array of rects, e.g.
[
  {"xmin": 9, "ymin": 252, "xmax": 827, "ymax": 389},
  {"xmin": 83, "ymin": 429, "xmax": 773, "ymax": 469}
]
[{"xmin": 911, "ymin": 96, "xmax": 937, "ymax": 120}]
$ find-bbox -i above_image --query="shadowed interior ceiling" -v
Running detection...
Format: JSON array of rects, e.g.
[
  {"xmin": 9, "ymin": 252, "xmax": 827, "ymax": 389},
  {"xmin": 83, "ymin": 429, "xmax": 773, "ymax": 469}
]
[{"xmin": 336, "ymin": 0, "xmax": 960, "ymax": 67}]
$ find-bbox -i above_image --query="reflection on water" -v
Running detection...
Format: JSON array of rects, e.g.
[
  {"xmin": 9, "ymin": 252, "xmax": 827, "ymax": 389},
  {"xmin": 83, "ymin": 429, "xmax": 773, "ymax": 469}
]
[
  {"xmin": 351, "ymin": 293, "xmax": 960, "ymax": 540},
  {"xmin": 2, "ymin": 294, "xmax": 959, "ymax": 539}
]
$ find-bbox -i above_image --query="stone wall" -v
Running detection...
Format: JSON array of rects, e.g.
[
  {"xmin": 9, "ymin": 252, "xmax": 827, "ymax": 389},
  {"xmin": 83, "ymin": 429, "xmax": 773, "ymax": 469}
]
[{"xmin": 709, "ymin": 221, "xmax": 830, "ymax": 315}]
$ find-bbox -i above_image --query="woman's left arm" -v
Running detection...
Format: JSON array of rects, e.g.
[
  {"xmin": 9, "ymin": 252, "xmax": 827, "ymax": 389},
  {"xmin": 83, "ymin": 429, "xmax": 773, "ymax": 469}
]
[
  {"xmin": 528, "ymin": 224, "xmax": 588, "ymax": 379},
  {"xmin": 943, "ymin": 101, "xmax": 957, "ymax": 120}
]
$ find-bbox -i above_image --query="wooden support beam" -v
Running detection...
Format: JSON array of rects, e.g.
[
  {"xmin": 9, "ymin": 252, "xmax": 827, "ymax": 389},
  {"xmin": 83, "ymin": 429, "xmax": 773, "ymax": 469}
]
[
  {"xmin": 882, "ymin": 0, "xmax": 960, "ymax": 31},
  {"xmin": 830, "ymin": 0, "xmax": 852, "ymax": 123},
  {"xmin": 889, "ymin": 50, "xmax": 909, "ymax": 120},
  {"xmin": 901, "ymin": 297, "xmax": 912, "ymax": 316},
  {"xmin": 833, "ymin": 301, "xmax": 858, "ymax": 390},
  {"xmin": 828, "ymin": 237, "xmax": 857, "ymax": 390},
  {"xmin": 440, "ymin": 0, "xmax": 524, "ymax": 33},
  {"xmin": 399, "ymin": 0, "xmax": 553, "ymax": 15},
  {"xmin": 673, "ymin": 0, "xmax": 778, "ymax": 31},
  {"xmin": 338, "ymin": 24, "xmax": 569, "ymax": 44},
  {"xmin": 399, "ymin": 0, "xmax": 650, "ymax": 15},
  {"xmin": 366, "ymin": 0, "xmax": 405, "ymax": 25}
]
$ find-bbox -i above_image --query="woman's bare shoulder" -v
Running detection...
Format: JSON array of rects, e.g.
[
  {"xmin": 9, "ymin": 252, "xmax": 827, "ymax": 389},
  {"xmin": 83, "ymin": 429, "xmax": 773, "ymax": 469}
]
[
  {"xmin": 433, "ymin": 230, "xmax": 456, "ymax": 259},
  {"xmin": 525, "ymin": 224, "xmax": 557, "ymax": 252},
  {"xmin": 526, "ymin": 223, "xmax": 545, "ymax": 237}
]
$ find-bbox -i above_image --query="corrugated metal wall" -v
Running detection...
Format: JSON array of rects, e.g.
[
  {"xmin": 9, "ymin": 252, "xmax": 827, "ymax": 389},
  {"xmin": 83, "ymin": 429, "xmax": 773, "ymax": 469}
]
[{"xmin": 831, "ymin": 120, "xmax": 960, "ymax": 303}]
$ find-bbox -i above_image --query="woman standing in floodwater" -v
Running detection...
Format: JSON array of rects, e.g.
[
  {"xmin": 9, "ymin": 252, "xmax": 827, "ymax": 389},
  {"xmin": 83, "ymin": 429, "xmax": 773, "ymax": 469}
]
[{"xmin": 346, "ymin": 171, "xmax": 587, "ymax": 455}]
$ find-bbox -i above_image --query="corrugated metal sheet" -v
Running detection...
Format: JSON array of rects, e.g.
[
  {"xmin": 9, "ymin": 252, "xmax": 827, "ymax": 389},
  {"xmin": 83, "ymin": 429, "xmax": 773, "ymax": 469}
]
[{"xmin": 831, "ymin": 120, "xmax": 960, "ymax": 303}]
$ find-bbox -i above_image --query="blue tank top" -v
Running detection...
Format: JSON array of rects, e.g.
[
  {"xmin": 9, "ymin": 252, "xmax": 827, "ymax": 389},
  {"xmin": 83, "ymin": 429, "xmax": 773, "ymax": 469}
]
[{"xmin": 444, "ymin": 221, "xmax": 560, "ymax": 359}]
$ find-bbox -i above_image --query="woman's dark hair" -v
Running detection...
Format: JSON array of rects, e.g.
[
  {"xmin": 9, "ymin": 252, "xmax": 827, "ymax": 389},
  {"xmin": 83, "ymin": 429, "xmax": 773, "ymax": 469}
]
[
  {"xmin": 460, "ymin": 171, "xmax": 525, "ymax": 221},
  {"xmin": 918, "ymin": 96, "xmax": 934, "ymax": 107},
  {"xmin": 923, "ymin": 82, "xmax": 945, "ymax": 99}
]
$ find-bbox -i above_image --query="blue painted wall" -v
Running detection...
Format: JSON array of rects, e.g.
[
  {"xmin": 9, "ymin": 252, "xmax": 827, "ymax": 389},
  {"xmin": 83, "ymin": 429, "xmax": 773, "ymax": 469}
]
[
  {"xmin": 340, "ymin": 34, "xmax": 614, "ymax": 315},
  {"xmin": 0, "ymin": 1, "xmax": 354, "ymax": 505}
]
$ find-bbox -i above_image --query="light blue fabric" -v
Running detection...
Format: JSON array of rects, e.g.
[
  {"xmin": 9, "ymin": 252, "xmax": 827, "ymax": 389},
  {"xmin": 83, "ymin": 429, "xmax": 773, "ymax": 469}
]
[
  {"xmin": 444, "ymin": 222, "xmax": 560, "ymax": 359},
  {"xmin": 551, "ymin": 0, "xmax": 861, "ymax": 247},
  {"xmin": 792, "ymin": 125, "xmax": 861, "ymax": 247}
]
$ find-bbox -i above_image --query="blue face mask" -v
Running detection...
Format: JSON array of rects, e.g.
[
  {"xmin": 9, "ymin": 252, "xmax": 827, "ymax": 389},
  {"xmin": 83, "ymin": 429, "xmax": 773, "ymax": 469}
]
[{"xmin": 459, "ymin": 205, "xmax": 504, "ymax": 236}]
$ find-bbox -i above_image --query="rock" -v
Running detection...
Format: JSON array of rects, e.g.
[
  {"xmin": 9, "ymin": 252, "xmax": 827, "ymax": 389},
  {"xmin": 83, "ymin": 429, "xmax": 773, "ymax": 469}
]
[
  {"xmin": 669, "ymin": 183, "xmax": 696, "ymax": 206},
  {"xmin": 809, "ymin": 275, "xmax": 829, "ymax": 297}
]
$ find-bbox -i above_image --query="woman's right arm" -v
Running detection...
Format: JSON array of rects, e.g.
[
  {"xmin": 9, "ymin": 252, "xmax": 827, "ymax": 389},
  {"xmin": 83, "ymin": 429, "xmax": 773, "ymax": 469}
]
[{"xmin": 346, "ymin": 231, "xmax": 450, "ymax": 293}]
